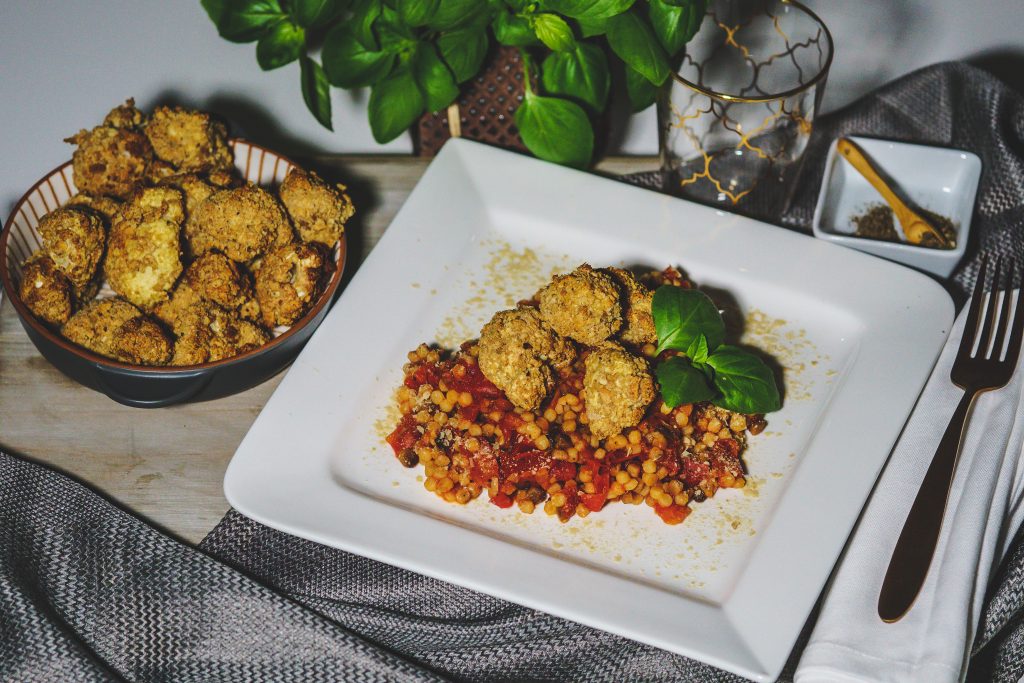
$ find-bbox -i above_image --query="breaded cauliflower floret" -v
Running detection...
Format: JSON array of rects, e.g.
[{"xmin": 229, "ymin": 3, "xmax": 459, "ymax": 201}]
[
  {"xmin": 103, "ymin": 99, "xmax": 146, "ymax": 130},
  {"xmin": 105, "ymin": 187, "xmax": 184, "ymax": 309},
  {"xmin": 186, "ymin": 184, "xmax": 287, "ymax": 262},
  {"xmin": 254, "ymin": 242, "xmax": 328, "ymax": 327},
  {"xmin": 152, "ymin": 280, "xmax": 202, "ymax": 335},
  {"xmin": 61, "ymin": 297, "xmax": 142, "ymax": 358},
  {"xmin": 605, "ymin": 267, "xmax": 656, "ymax": 346},
  {"xmin": 18, "ymin": 253, "xmax": 74, "ymax": 326},
  {"xmin": 583, "ymin": 342, "xmax": 655, "ymax": 439},
  {"xmin": 278, "ymin": 167, "xmax": 354, "ymax": 247},
  {"xmin": 111, "ymin": 316, "xmax": 173, "ymax": 365},
  {"xmin": 65, "ymin": 193, "xmax": 122, "ymax": 227},
  {"xmin": 37, "ymin": 206, "xmax": 106, "ymax": 292},
  {"xmin": 185, "ymin": 252, "xmax": 252, "ymax": 310},
  {"xmin": 144, "ymin": 159, "xmax": 178, "ymax": 185},
  {"xmin": 477, "ymin": 307, "xmax": 576, "ymax": 411},
  {"xmin": 159, "ymin": 173, "xmax": 215, "ymax": 218},
  {"xmin": 65, "ymin": 118, "xmax": 153, "ymax": 199},
  {"xmin": 171, "ymin": 304, "xmax": 270, "ymax": 365},
  {"xmin": 538, "ymin": 264, "xmax": 622, "ymax": 346},
  {"xmin": 145, "ymin": 106, "xmax": 233, "ymax": 173}
]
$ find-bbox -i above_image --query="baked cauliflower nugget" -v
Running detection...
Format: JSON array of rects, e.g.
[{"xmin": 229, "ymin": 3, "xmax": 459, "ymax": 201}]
[
  {"xmin": 186, "ymin": 184, "xmax": 287, "ymax": 262},
  {"xmin": 477, "ymin": 307, "xmax": 576, "ymax": 411},
  {"xmin": 18, "ymin": 253, "xmax": 74, "ymax": 326},
  {"xmin": 185, "ymin": 252, "xmax": 253, "ymax": 310},
  {"xmin": 172, "ymin": 304, "xmax": 270, "ymax": 365},
  {"xmin": 105, "ymin": 187, "xmax": 185, "ymax": 309},
  {"xmin": 538, "ymin": 264, "xmax": 622, "ymax": 346},
  {"xmin": 37, "ymin": 207, "xmax": 105, "ymax": 293},
  {"xmin": 583, "ymin": 342, "xmax": 656, "ymax": 439},
  {"xmin": 605, "ymin": 267, "xmax": 656, "ymax": 346},
  {"xmin": 61, "ymin": 297, "xmax": 171, "ymax": 364},
  {"xmin": 145, "ymin": 106, "xmax": 232, "ymax": 173},
  {"xmin": 254, "ymin": 242, "xmax": 328, "ymax": 327},
  {"xmin": 278, "ymin": 167, "xmax": 354, "ymax": 247},
  {"xmin": 111, "ymin": 316, "xmax": 173, "ymax": 365},
  {"xmin": 65, "ymin": 102, "xmax": 153, "ymax": 199}
]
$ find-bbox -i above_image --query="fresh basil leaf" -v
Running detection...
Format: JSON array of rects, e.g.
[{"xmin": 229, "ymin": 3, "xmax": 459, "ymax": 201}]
[
  {"xmin": 652, "ymin": 286, "xmax": 725, "ymax": 355},
  {"xmin": 429, "ymin": 0, "xmax": 486, "ymax": 30},
  {"xmin": 322, "ymin": 24, "xmax": 396, "ymax": 88},
  {"xmin": 256, "ymin": 19, "xmax": 305, "ymax": 70},
  {"xmin": 377, "ymin": 9, "xmax": 416, "ymax": 52},
  {"xmin": 540, "ymin": 0, "xmax": 635, "ymax": 21},
  {"xmin": 625, "ymin": 63, "xmax": 658, "ymax": 111},
  {"xmin": 685, "ymin": 333, "xmax": 709, "ymax": 365},
  {"xmin": 288, "ymin": 0, "xmax": 343, "ymax": 28},
  {"xmin": 706, "ymin": 346, "xmax": 781, "ymax": 414},
  {"xmin": 438, "ymin": 27, "xmax": 488, "ymax": 83},
  {"xmin": 368, "ymin": 63, "xmax": 424, "ymax": 143},
  {"xmin": 541, "ymin": 42, "xmax": 610, "ymax": 112},
  {"xmin": 493, "ymin": 10, "xmax": 540, "ymax": 46},
  {"xmin": 514, "ymin": 93, "xmax": 594, "ymax": 168},
  {"xmin": 300, "ymin": 56, "xmax": 333, "ymax": 130},
  {"xmin": 532, "ymin": 13, "xmax": 576, "ymax": 52},
  {"xmin": 350, "ymin": 0, "xmax": 382, "ymax": 50},
  {"xmin": 397, "ymin": 0, "xmax": 440, "ymax": 27},
  {"xmin": 606, "ymin": 10, "xmax": 670, "ymax": 85},
  {"xmin": 210, "ymin": 0, "xmax": 286, "ymax": 43},
  {"xmin": 576, "ymin": 16, "xmax": 608, "ymax": 37},
  {"xmin": 656, "ymin": 356, "xmax": 718, "ymax": 408},
  {"xmin": 201, "ymin": 0, "xmax": 229, "ymax": 25},
  {"xmin": 412, "ymin": 44, "xmax": 460, "ymax": 112},
  {"xmin": 648, "ymin": 0, "xmax": 705, "ymax": 56}
]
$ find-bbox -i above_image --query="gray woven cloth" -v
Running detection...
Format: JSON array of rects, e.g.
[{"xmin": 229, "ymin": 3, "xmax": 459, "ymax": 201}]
[{"xmin": 2, "ymin": 62, "xmax": 1023, "ymax": 682}]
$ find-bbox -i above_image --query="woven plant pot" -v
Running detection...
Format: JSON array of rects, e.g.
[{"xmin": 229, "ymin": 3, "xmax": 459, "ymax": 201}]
[{"xmin": 414, "ymin": 47, "xmax": 533, "ymax": 157}]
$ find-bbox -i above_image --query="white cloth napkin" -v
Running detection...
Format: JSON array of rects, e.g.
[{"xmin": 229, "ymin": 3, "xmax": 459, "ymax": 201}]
[{"xmin": 795, "ymin": 296, "xmax": 1024, "ymax": 683}]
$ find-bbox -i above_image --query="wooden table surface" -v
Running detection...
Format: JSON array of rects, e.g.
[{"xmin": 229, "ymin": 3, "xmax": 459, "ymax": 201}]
[{"xmin": 0, "ymin": 154, "xmax": 658, "ymax": 545}]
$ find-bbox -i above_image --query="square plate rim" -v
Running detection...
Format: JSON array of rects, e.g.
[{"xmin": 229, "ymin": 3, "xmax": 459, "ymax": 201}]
[{"xmin": 224, "ymin": 139, "xmax": 955, "ymax": 681}]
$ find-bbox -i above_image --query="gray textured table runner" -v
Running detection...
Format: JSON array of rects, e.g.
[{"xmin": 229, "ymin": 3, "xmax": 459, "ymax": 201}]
[{"xmin": 3, "ymin": 62, "xmax": 1023, "ymax": 682}]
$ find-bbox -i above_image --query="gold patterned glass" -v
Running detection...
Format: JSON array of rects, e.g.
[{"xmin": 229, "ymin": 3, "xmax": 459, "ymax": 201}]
[{"xmin": 659, "ymin": 0, "xmax": 833, "ymax": 212}]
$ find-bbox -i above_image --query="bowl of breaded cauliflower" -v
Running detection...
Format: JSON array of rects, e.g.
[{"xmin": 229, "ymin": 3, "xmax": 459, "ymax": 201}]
[{"xmin": 0, "ymin": 100, "xmax": 353, "ymax": 407}]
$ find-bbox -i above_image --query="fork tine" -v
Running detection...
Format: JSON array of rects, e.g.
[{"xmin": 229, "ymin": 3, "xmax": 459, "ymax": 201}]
[
  {"xmin": 959, "ymin": 256, "xmax": 989, "ymax": 358},
  {"xmin": 1002, "ymin": 261, "xmax": 1024, "ymax": 370},
  {"xmin": 976, "ymin": 256, "xmax": 1002, "ymax": 358},
  {"xmin": 991, "ymin": 257, "xmax": 1014, "ymax": 360}
]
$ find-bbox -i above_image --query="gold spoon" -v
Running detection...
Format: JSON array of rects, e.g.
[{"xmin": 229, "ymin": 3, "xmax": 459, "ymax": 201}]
[{"xmin": 836, "ymin": 138, "xmax": 949, "ymax": 248}]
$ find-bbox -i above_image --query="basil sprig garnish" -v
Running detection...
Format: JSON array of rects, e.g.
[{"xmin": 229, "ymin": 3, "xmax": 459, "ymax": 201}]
[{"xmin": 651, "ymin": 285, "xmax": 781, "ymax": 414}]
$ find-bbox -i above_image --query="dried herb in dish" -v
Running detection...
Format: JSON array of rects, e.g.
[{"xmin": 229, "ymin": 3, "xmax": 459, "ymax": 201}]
[{"xmin": 851, "ymin": 203, "xmax": 957, "ymax": 249}]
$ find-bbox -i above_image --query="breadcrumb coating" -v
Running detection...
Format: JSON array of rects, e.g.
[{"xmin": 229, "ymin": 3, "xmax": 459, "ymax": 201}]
[
  {"xmin": 185, "ymin": 252, "xmax": 252, "ymax": 310},
  {"xmin": 186, "ymin": 184, "xmax": 286, "ymax": 262},
  {"xmin": 37, "ymin": 207, "xmax": 106, "ymax": 291},
  {"xmin": 171, "ymin": 304, "xmax": 270, "ymax": 365},
  {"xmin": 583, "ymin": 342, "xmax": 655, "ymax": 439},
  {"xmin": 105, "ymin": 187, "xmax": 185, "ymax": 309},
  {"xmin": 65, "ymin": 193, "xmax": 121, "ymax": 227},
  {"xmin": 278, "ymin": 167, "xmax": 353, "ymax": 247},
  {"xmin": 103, "ymin": 99, "xmax": 146, "ymax": 130},
  {"xmin": 254, "ymin": 242, "xmax": 328, "ymax": 327},
  {"xmin": 18, "ymin": 252, "xmax": 74, "ymax": 326},
  {"xmin": 477, "ymin": 307, "xmax": 576, "ymax": 411},
  {"xmin": 605, "ymin": 267, "xmax": 657, "ymax": 346},
  {"xmin": 538, "ymin": 264, "xmax": 622, "ymax": 346},
  {"xmin": 145, "ymin": 106, "xmax": 232, "ymax": 173},
  {"xmin": 111, "ymin": 316, "xmax": 173, "ymax": 365},
  {"xmin": 152, "ymin": 280, "xmax": 202, "ymax": 335},
  {"xmin": 61, "ymin": 297, "xmax": 141, "ymax": 359},
  {"xmin": 65, "ymin": 121, "xmax": 152, "ymax": 199}
]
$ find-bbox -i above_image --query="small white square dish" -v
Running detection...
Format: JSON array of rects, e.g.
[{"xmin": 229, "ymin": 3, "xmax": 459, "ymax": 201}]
[
  {"xmin": 811, "ymin": 136, "xmax": 981, "ymax": 278},
  {"xmin": 224, "ymin": 140, "xmax": 954, "ymax": 682}
]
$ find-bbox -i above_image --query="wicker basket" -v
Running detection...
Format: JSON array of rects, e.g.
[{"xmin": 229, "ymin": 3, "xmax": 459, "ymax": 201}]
[{"xmin": 414, "ymin": 47, "xmax": 534, "ymax": 157}]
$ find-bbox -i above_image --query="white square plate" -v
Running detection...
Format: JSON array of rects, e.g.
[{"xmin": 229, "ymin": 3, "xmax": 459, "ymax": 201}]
[{"xmin": 225, "ymin": 140, "xmax": 954, "ymax": 681}]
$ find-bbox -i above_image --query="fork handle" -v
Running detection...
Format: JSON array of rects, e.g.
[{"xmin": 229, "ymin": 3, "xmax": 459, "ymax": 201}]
[{"xmin": 878, "ymin": 389, "xmax": 977, "ymax": 622}]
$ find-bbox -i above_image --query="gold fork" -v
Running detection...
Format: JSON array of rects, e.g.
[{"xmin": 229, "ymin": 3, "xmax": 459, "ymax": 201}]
[{"xmin": 878, "ymin": 256, "xmax": 1024, "ymax": 622}]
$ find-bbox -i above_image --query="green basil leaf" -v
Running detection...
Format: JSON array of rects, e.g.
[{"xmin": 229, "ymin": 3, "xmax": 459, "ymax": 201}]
[
  {"xmin": 438, "ymin": 27, "xmax": 489, "ymax": 83},
  {"xmin": 322, "ymin": 24, "xmax": 396, "ymax": 88},
  {"xmin": 350, "ymin": 0, "xmax": 382, "ymax": 50},
  {"xmin": 706, "ymin": 346, "xmax": 782, "ymax": 414},
  {"xmin": 201, "ymin": 0, "xmax": 229, "ymax": 25},
  {"xmin": 210, "ymin": 0, "xmax": 285, "ymax": 43},
  {"xmin": 514, "ymin": 93, "xmax": 593, "ymax": 168},
  {"xmin": 288, "ymin": 0, "xmax": 343, "ymax": 28},
  {"xmin": 540, "ymin": 0, "xmax": 635, "ymax": 21},
  {"xmin": 429, "ymin": 0, "xmax": 486, "ymax": 30},
  {"xmin": 411, "ymin": 44, "xmax": 460, "ymax": 112},
  {"xmin": 685, "ymin": 333, "xmax": 709, "ymax": 365},
  {"xmin": 541, "ymin": 42, "xmax": 609, "ymax": 112},
  {"xmin": 300, "ymin": 56, "xmax": 333, "ymax": 130},
  {"xmin": 493, "ymin": 10, "xmax": 541, "ymax": 46},
  {"xmin": 576, "ymin": 16, "xmax": 608, "ymax": 37},
  {"xmin": 532, "ymin": 13, "xmax": 576, "ymax": 51},
  {"xmin": 397, "ymin": 0, "xmax": 440, "ymax": 27},
  {"xmin": 606, "ymin": 10, "xmax": 670, "ymax": 85},
  {"xmin": 625, "ymin": 64, "xmax": 657, "ymax": 111},
  {"xmin": 256, "ymin": 19, "xmax": 305, "ymax": 70},
  {"xmin": 648, "ymin": 0, "xmax": 706, "ymax": 56},
  {"xmin": 368, "ymin": 63, "xmax": 424, "ymax": 143},
  {"xmin": 651, "ymin": 285, "xmax": 725, "ymax": 355},
  {"xmin": 656, "ymin": 356, "xmax": 718, "ymax": 408}
]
